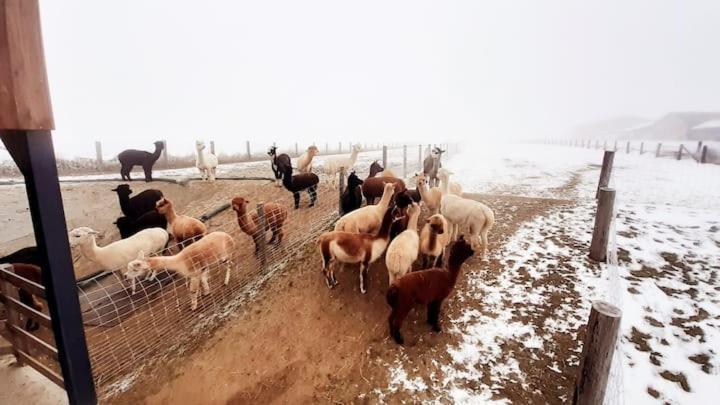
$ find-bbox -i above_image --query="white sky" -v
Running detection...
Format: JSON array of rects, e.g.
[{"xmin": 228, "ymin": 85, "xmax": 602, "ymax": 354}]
[{"xmin": 33, "ymin": 0, "xmax": 720, "ymax": 159}]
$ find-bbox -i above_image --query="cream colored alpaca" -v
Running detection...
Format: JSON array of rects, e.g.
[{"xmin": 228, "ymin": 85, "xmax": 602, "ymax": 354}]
[
  {"xmin": 195, "ymin": 141, "xmax": 218, "ymax": 182},
  {"xmin": 416, "ymin": 173, "xmax": 443, "ymax": 215},
  {"xmin": 385, "ymin": 203, "xmax": 421, "ymax": 285},
  {"xmin": 437, "ymin": 168, "xmax": 463, "ymax": 196},
  {"xmin": 334, "ymin": 183, "xmax": 394, "ymax": 234},
  {"xmin": 323, "ymin": 144, "xmax": 361, "ymax": 184},
  {"xmin": 419, "ymin": 214, "xmax": 451, "ymax": 268},
  {"xmin": 439, "ymin": 174, "xmax": 494, "ymax": 259},
  {"xmin": 126, "ymin": 232, "xmax": 235, "ymax": 310},
  {"xmin": 297, "ymin": 145, "xmax": 320, "ymax": 173}
]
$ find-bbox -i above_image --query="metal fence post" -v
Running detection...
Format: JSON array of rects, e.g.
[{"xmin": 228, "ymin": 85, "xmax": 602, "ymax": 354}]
[
  {"xmin": 701, "ymin": 145, "xmax": 708, "ymax": 163},
  {"xmin": 639, "ymin": 142, "xmax": 644, "ymax": 155},
  {"xmin": 338, "ymin": 167, "xmax": 345, "ymax": 215},
  {"xmin": 625, "ymin": 141, "xmax": 630, "ymax": 154},
  {"xmin": 677, "ymin": 144, "xmax": 683, "ymax": 160},
  {"xmin": 573, "ymin": 301, "xmax": 622, "ymax": 405},
  {"xmin": 256, "ymin": 203, "xmax": 268, "ymax": 267},
  {"xmin": 590, "ymin": 187, "xmax": 615, "ymax": 262}
]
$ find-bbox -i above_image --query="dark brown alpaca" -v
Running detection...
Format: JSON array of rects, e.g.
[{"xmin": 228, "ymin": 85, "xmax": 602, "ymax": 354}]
[
  {"xmin": 361, "ymin": 161, "xmax": 407, "ymax": 205},
  {"xmin": 386, "ymin": 237, "xmax": 475, "ymax": 344}
]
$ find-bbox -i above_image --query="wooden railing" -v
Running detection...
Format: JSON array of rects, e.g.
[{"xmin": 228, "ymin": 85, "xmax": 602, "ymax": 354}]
[{"xmin": 0, "ymin": 264, "xmax": 64, "ymax": 387}]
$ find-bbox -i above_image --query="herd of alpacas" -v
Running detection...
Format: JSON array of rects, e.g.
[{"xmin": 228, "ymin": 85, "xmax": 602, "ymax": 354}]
[{"xmin": 1, "ymin": 142, "xmax": 494, "ymax": 345}]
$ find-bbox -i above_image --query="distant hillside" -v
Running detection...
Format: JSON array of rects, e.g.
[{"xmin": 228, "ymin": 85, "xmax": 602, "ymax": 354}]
[{"xmin": 571, "ymin": 112, "xmax": 720, "ymax": 141}]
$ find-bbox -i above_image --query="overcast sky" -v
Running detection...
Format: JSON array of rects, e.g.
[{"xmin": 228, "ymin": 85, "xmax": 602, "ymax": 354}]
[{"xmin": 34, "ymin": 0, "xmax": 720, "ymax": 159}]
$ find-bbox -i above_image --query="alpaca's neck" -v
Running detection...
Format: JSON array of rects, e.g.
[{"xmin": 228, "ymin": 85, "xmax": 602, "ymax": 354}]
[
  {"xmin": 349, "ymin": 149, "xmax": 359, "ymax": 164},
  {"xmin": 407, "ymin": 210, "xmax": 420, "ymax": 232},
  {"xmin": 418, "ymin": 181, "xmax": 432, "ymax": 199},
  {"xmin": 428, "ymin": 229, "xmax": 438, "ymax": 252},
  {"xmin": 162, "ymin": 207, "xmax": 178, "ymax": 224},
  {"xmin": 118, "ymin": 194, "xmax": 131, "ymax": 214},
  {"xmin": 197, "ymin": 148, "xmax": 206, "ymax": 166},
  {"xmin": 377, "ymin": 189, "xmax": 393, "ymax": 210},
  {"xmin": 376, "ymin": 211, "xmax": 394, "ymax": 240},
  {"xmin": 148, "ymin": 256, "xmax": 189, "ymax": 277},
  {"xmin": 152, "ymin": 144, "xmax": 163, "ymax": 160},
  {"xmin": 447, "ymin": 261, "xmax": 465, "ymax": 287},
  {"xmin": 440, "ymin": 176, "xmax": 450, "ymax": 195},
  {"xmin": 80, "ymin": 237, "xmax": 103, "ymax": 264},
  {"xmin": 236, "ymin": 210, "xmax": 258, "ymax": 235}
]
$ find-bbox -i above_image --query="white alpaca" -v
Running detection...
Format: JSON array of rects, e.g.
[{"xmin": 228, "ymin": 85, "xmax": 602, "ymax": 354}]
[
  {"xmin": 323, "ymin": 144, "xmax": 361, "ymax": 184},
  {"xmin": 437, "ymin": 168, "xmax": 463, "ymax": 196},
  {"xmin": 385, "ymin": 203, "xmax": 421, "ymax": 284},
  {"xmin": 439, "ymin": 171, "xmax": 494, "ymax": 260},
  {"xmin": 195, "ymin": 141, "xmax": 218, "ymax": 182}
]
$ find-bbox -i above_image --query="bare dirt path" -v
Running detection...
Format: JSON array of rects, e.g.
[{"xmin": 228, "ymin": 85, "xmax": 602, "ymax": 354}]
[{"xmin": 106, "ymin": 192, "xmax": 574, "ymax": 404}]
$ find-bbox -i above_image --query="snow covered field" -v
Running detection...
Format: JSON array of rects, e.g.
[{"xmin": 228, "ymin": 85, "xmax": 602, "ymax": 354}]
[{"xmin": 382, "ymin": 142, "xmax": 719, "ymax": 403}]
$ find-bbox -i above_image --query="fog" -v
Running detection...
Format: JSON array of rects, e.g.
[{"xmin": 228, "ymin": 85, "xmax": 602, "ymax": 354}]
[{"xmin": 35, "ymin": 0, "xmax": 720, "ymax": 159}]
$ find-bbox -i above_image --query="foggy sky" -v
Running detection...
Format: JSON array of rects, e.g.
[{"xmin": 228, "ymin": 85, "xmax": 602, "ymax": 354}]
[{"xmin": 33, "ymin": 0, "xmax": 720, "ymax": 158}]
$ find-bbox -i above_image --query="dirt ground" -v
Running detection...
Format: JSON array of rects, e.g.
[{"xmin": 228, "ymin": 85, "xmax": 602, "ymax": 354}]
[{"xmin": 104, "ymin": 191, "xmax": 574, "ymax": 405}]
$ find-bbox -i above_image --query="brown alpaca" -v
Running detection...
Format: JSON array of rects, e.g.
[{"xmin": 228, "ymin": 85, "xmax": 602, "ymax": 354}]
[
  {"xmin": 7, "ymin": 263, "xmax": 44, "ymax": 331},
  {"xmin": 156, "ymin": 198, "xmax": 207, "ymax": 248},
  {"xmin": 385, "ymin": 237, "xmax": 475, "ymax": 344},
  {"xmin": 231, "ymin": 196, "xmax": 288, "ymax": 254}
]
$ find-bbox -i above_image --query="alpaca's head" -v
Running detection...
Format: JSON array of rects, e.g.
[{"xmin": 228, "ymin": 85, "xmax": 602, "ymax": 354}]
[
  {"xmin": 449, "ymin": 236, "xmax": 475, "ymax": 265},
  {"xmin": 154, "ymin": 141, "xmax": 165, "ymax": 150},
  {"xmin": 352, "ymin": 144, "xmax": 362, "ymax": 153},
  {"xmin": 267, "ymin": 145, "xmax": 277, "ymax": 157},
  {"xmin": 347, "ymin": 171, "xmax": 363, "ymax": 188},
  {"xmin": 428, "ymin": 214, "xmax": 446, "ymax": 234},
  {"xmin": 126, "ymin": 251, "xmax": 151, "ymax": 280},
  {"xmin": 155, "ymin": 198, "xmax": 173, "ymax": 214},
  {"xmin": 369, "ymin": 161, "xmax": 384, "ymax": 177},
  {"xmin": 195, "ymin": 141, "xmax": 206, "ymax": 151},
  {"xmin": 416, "ymin": 174, "xmax": 429, "ymax": 188},
  {"xmin": 437, "ymin": 168, "xmax": 453, "ymax": 181},
  {"xmin": 111, "ymin": 184, "xmax": 132, "ymax": 196},
  {"xmin": 308, "ymin": 145, "xmax": 320, "ymax": 156},
  {"xmin": 406, "ymin": 202, "xmax": 420, "ymax": 217},
  {"xmin": 68, "ymin": 227, "xmax": 100, "ymax": 247},
  {"xmin": 382, "ymin": 182, "xmax": 396, "ymax": 197},
  {"xmin": 393, "ymin": 191, "xmax": 412, "ymax": 210},
  {"xmin": 231, "ymin": 196, "xmax": 249, "ymax": 214},
  {"xmin": 431, "ymin": 147, "xmax": 444, "ymax": 158}
]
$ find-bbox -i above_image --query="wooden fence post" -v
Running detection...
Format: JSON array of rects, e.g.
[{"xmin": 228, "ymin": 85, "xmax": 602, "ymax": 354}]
[
  {"xmin": 403, "ymin": 145, "xmax": 407, "ymax": 178},
  {"xmin": 596, "ymin": 151, "xmax": 614, "ymax": 199},
  {"xmin": 95, "ymin": 141, "xmax": 103, "ymax": 170},
  {"xmin": 246, "ymin": 141, "xmax": 251, "ymax": 160},
  {"xmin": 595, "ymin": 140, "xmax": 600, "ymax": 149},
  {"xmin": 256, "ymin": 203, "xmax": 268, "ymax": 267},
  {"xmin": 338, "ymin": 142, "xmax": 342, "ymax": 153},
  {"xmin": 677, "ymin": 144, "xmax": 683, "ymax": 160},
  {"xmin": 573, "ymin": 301, "xmax": 622, "ymax": 405},
  {"xmin": 210, "ymin": 141, "xmax": 215, "ymax": 155},
  {"xmin": 603, "ymin": 140, "xmax": 607, "ymax": 150},
  {"xmin": 613, "ymin": 140, "xmax": 618, "ymax": 151},
  {"xmin": 625, "ymin": 141, "xmax": 630, "ymax": 154},
  {"xmin": 162, "ymin": 140, "xmax": 169, "ymax": 168},
  {"xmin": 382, "ymin": 145, "xmax": 388, "ymax": 169},
  {"xmin": 325, "ymin": 142, "xmax": 329, "ymax": 154},
  {"xmin": 639, "ymin": 142, "xmax": 644, "ymax": 155},
  {"xmin": 655, "ymin": 143, "xmax": 662, "ymax": 157},
  {"xmin": 295, "ymin": 142, "xmax": 299, "ymax": 156},
  {"xmin": 590, "ymin": 187, "xmax": 615, "ymax": 262},
  {"xmin": 701, "ymin": 145, "xmax": 708, "ymax": 163},
  {"xmin": 338, "ymin": 167, "xmax": 345, "ymax": 215},
  {"xmin": 696, "ymin": 141, "xmax": 703, "ymax": 154}
]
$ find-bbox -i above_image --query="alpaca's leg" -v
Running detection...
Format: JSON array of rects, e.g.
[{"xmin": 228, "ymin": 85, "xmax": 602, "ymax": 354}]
[
  {"xmin": 201, "ymin": 272, "xmax": 210, "ymax": 296},
  {"xmin": 427, "ymin": 300, "xmax": 442, "ymax": 332},
  {"xmin": 293, "ymin": 192, "xmax": 300, "ymax": 209},
  {"xmin": 359, "ymin": 262, "xmax": 369, "ymax": 294},
  {"xmin": 130, "ymin": 277, "xmax": 137, "ymax": 294},
  {"xmin": 320, "ymin": 248, "xmax": 334, "ymax": 288},
  {"xmin": 225, "ymin": 259, "xmax": 233, "ymax": 285},
  {"xmin": 432, "ymin": 254, "xmax": 440, "ymax": 268},
  {"xmin": 389, "ymin": 304, "xmax": 411, "ymax": 345},
  {"xmin": 481, "ymin": 227, "xmax": 490, "ymax": 260},
  {"xmin": 309, "ymin": 186, "xmax": 317, "ymax": 207},
  {"xmin": 189, "ymin": 277, "xmax": 200, "ymax": 310},
  {"xmin": 143, "ymin": 164, "xmax": 152, "ymax": 182},
  {"xmin": 210, "ymin": 167, "xmax": 216, "ymax": 182}
]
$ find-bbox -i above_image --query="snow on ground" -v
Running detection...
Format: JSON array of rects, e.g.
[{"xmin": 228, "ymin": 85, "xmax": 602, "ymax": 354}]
[{"xmin": 384, "ymin": 142, "xmax": 720, "ymax": 404}]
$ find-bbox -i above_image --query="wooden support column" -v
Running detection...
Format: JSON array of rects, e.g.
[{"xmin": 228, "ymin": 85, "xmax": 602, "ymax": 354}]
[
  {"xmin": 655, "ymin": 143, "xmax": 662, "ymax": 157},
  {"xmin": 625, "ymin": 141, "xmax": 630, "ymax": 154},
  {"xmin": 639, "ymin": 142, "xmax": 644, "ymax": 155},
  {"xmin": 255, "ymin": 203, "xmax": 267, "ymax": 267},
  {"xmin": 677, "ymin": 144, "xmax": 683, "ymax": 160},
  {"xmin": 418, "ymin": 144, "xmax": 422, "ymax": 169},
  {"xmin": 573, "ymin": 301, "xmax": 622, "ymax": 405},
  {"xmin": 245, "ymin": 140, "xmax": 251, "ymax": 160},
  {"xmin": 0, "ymin": 1, "xmax": 97, "ymax": 403},
  {"xmin": 596, "ymin": 151, "xmax": 614, "ymax": 199},
  {"xmin": 210, "ymin": 141, "xmax": 215, "ymax": 155},
  {"xmin": 338, "ymin": 167, "xmax": 345, "ymax": 215},
  {"xmin": 295, "ymin": 142, "xmax": 299, "ymax": 156},
  {"xmin": 590, "ymin": 187, "xmax": 615, "ymax": 262}
]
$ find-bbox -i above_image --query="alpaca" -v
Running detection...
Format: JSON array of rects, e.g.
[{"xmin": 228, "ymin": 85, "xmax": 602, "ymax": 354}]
[
  {"xmin": 297, "ymin": 145, "xmax": 320, "ymax": 173},
  {"xmin": 385, "ymin": 203, "xmax": 422, "ymax": 284},
  {"xmin": 281, "ymin": 164, "xmax": 319, "ymax": 209},
  {"xmin": 111, "ymin": 184, "xmax": 163, "ymax": 218},
  {"xmin": 196, "ymin": 140, "xmax": 219, "ymax": 182},
  {"xmin": 268, "ymin": 145, "xmax": 292, "ymax": 187},
  {"xmin": 335, "ymin": 183, "xmax": 394, "ymax": 234},
  {"xmin": 0, "ymin": 246, "xmax": 41, "ymax": 267},
  {"xmin": 377, "ymin": 168, "xmax": 397, "ymax": 178},
  {"xmin": 68, "ymin": 227, "xmax": 169, "ymax": 279},
  {"xmin": 386, "ymin": 237, "xmax": 475, "ymax": 344},
  {"xmin": 416, "ymin": 173, "xmax": 443, "ymax": 215},
  {"xmin": 318, "ymin": 206, "xmax": 394, "ymax": 293},
  {"xmin": 340, "ymin": 171, "xmax": 364, "ymax": 214},
  {"xmin": 118, "ymin": 141, "xmax": 164, "ymax": 182},
  {"xmin": 389, "ymin": 191, "xmax": 415, "ymax": 240},
  {"xmin": 439, "ymin": 175, "xmax": 494, "ymax": 259},
  {"xmin": 436, "ymin": 168, "xmax": 463, "ymax": 196},
  {"xmin": 323, "ymin": 143, "xmax": 362, "ymax": 183},
  {"xmin": 156, "ymin": 198, "xmax": 207, "ymax": 247},
  {"xmin": 362, "ymin": 162, "xmax": 406, "ymax": 205},
  {"xmin": 422, "ymin": 147, "xmax": 444, "ymax": 187},
  {"xmin": 115, "ymin": 211, "xmax": 167, "ymax": 239},
  {"xmin": 419, "ymin": 214, "xmax": 451, "ymax": 268},
  {"xmin": 126, "ymin": 232, "xmax": 236, "ymax": 310},
  {"xmin": 231, "ymin": 196, "xmax": 288, "ymax": 254}
]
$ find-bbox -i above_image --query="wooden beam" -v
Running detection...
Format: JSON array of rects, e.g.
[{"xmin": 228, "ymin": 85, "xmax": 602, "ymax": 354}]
[{"xmin": 0, "ymin": 0, "xmax": 54, "ymax": 130}]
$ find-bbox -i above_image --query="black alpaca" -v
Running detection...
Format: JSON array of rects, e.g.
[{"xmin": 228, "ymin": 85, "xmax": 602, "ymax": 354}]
[
  {"xmin": 389, "ymin": 191, "xmax": 414, "ymax": 240},
  {"xmin": 340, "ymin": 171, "xmax": 364, "ymax": 214},
  {"xmin": 114, "ymin": 211, "xmax": 168, "ymax": 239},
  {"xmin": 118, "ymin": 141, "xmax": 164, "ymax": 182},
  {"xmin": 112, "ymin": 184, "xmax": 163, "ymax": 218},
  {"xmin": 1, "ymin": 248, "xmax": 42, "ymax": 331},
  {"xmin": 268, "ymin": 145, "xmax": 292, "ymax": 186},
  {"xmin": 281, "ymin": 164, "xmax": 319, "ymax": 209}
]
